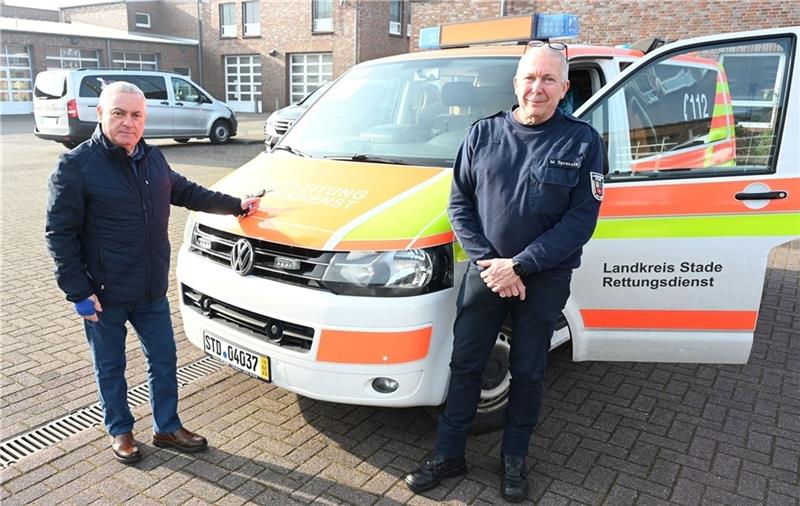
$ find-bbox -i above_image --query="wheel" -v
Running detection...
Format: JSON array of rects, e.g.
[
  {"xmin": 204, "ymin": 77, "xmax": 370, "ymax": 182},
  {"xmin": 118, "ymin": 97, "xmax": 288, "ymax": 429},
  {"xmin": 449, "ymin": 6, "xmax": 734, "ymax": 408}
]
[
  {"xmin": 209, "ymin": 119, "xmax": 231, "ymax": 144},
  {"xmin": 427, "ymin": 315, "xmax": 571, "ymax": 434},
  {"xmin": 61, "ymin": 141, "xmax": 80, "ymax": 149},
  {"xmin": 174, "ymin": 138, "xmax": 190, "ymax": 143}
]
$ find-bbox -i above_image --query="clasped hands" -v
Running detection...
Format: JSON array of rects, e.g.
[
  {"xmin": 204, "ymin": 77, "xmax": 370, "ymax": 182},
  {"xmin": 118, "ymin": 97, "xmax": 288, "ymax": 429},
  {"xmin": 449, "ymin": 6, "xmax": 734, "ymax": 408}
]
[{"xmin": 477, "ymin": 258, "xmax": 526, "ymax": 300}]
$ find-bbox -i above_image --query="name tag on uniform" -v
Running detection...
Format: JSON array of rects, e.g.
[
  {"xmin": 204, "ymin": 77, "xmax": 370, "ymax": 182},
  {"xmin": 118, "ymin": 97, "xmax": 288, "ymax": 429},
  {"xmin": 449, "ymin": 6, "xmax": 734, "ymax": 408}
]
[{"xmin": 548, "ymin": 158, "xmax": 581, "ymax": 169}]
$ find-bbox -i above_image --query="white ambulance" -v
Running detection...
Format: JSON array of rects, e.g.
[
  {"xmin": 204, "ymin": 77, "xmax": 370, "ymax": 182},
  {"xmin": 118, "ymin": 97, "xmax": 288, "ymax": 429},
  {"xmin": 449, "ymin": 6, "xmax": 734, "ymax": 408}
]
[{"xmin": 177, "ymin": 17, "xmax": 800, "ymax": 431}]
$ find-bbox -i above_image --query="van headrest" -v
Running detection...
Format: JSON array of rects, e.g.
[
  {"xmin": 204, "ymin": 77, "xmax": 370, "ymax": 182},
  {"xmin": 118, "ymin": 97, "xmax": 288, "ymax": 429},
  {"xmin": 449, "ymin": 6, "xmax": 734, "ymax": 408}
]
[{"xmin": 441, "ymin": 81, "xmax": 476, "ymax": 107}]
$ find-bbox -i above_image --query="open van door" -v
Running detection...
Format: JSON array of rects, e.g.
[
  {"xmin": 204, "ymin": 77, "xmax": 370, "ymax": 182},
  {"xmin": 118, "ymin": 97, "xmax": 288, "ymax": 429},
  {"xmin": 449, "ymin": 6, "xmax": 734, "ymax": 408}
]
[{"xmin": 570, "ymin": 27, "xmax": 800, "ymax": 363}]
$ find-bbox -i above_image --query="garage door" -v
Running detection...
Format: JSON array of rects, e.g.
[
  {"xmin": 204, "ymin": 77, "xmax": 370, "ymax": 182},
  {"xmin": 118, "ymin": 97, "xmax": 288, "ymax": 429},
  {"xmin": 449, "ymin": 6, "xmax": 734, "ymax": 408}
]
[
  {"xmin": 289, "ymin": 53, "xmax": 332, "ymax": 104},
  {"xmin": 0, "ymin": 45, "xmax": 33, "ymax": 115},
  {"xmin": 225, "ymin": 54, "xmax": 262, "ymax": 112}
]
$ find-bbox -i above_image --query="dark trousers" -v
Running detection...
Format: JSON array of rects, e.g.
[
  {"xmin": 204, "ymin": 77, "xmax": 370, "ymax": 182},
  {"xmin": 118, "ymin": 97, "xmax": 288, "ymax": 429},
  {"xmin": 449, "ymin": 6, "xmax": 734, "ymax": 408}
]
[
  {"xmin": 83, "ymin": 297, "xmax": 182, "ymax": 436},
  {"xmin": 435, "ymin": 263, "xmax": 571, "ymax": 457}
]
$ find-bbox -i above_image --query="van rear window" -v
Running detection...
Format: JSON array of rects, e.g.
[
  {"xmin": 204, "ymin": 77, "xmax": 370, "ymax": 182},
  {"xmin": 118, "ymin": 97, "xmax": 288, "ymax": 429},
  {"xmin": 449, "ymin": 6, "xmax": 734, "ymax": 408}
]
[
  {"xmin": 34, "ymin": 73, "xmax": 67, "ymax": 100},
  {"xmin": 79, "ymin": 74, "xmax": 168, "ymax": 100}
]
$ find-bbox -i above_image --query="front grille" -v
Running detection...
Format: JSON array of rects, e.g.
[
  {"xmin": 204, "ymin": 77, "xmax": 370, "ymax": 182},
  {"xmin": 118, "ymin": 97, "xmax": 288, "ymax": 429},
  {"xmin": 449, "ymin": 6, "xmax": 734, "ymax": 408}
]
[
  {"xmin": 274, "ymin": 118, "xmax": 294, "ymax": 135},
  {"xmin": 191, "ymin": 223, "xmax": 335, "ymax": 291},
  {"xmin": 182, "ymin": 285, "xmax": 315, "ymax": 352}
]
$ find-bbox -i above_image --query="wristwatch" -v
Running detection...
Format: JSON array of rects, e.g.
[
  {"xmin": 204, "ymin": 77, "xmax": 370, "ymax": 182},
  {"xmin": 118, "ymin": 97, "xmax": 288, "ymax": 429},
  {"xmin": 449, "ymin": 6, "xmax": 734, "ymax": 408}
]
[{"xmin": 512, "ymin": 261, "xmax": 527, "ymax": 277}]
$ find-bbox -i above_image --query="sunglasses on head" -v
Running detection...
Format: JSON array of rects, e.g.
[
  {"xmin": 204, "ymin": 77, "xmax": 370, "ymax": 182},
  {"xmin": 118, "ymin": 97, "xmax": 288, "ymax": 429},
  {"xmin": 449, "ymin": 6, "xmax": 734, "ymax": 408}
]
[{"xmin": 525, "ymin": 40, "xmax": 568, "ymax": 59}]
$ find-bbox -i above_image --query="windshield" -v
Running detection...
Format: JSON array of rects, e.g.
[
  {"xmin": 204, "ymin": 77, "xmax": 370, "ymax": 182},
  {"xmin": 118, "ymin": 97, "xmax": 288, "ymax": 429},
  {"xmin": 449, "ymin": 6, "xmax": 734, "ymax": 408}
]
[{"xmin": 279, "ymin": 57, "xmax": 519, "ymax": 167}]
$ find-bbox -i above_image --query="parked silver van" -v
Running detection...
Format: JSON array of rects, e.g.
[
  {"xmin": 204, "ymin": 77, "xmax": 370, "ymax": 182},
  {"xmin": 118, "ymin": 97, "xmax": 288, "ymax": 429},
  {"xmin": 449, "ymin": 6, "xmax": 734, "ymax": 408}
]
[{"xmin": 33, "ymin": 69, "xmax": 237, "ymax": 148}]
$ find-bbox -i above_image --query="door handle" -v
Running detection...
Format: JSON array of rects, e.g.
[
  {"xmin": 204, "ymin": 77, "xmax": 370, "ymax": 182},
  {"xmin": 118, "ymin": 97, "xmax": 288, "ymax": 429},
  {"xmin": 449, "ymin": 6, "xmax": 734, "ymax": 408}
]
[
  {"xmin": 176, "ymin": 102, "xmax": 184, "ymax": 106},
  {"xmin": 735, "ymin": 191, "xmax": 788, "ymax": 200},
  {"xmin": 160, "ymin": 101, "xmax": 169, "ymax": 105}
]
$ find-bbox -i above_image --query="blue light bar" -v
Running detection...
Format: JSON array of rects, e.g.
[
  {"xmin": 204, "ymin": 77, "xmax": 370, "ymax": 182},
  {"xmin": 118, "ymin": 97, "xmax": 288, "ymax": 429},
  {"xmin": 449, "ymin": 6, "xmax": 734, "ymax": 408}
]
[
  {"xmin": 419, "ymin": 26, "xmax": 440, "ymax": 50},
  {"xmin": 533, "ymin": 13, "xmax": 579, "ymax": 40}
]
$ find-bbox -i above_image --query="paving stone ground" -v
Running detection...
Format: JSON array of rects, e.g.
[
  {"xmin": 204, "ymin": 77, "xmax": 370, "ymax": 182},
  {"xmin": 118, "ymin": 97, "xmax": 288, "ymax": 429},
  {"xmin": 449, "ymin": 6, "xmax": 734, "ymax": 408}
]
[{"xmin": 1, "ymin": 115, "xmax": 798, "ymax": 505}]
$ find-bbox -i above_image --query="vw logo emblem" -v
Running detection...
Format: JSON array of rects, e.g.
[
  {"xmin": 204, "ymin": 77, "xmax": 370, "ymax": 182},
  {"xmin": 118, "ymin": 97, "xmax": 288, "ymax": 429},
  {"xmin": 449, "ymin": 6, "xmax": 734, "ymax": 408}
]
[{"xmin": 230, "ymin": 238, "xmax": 255, "ymax": 276}]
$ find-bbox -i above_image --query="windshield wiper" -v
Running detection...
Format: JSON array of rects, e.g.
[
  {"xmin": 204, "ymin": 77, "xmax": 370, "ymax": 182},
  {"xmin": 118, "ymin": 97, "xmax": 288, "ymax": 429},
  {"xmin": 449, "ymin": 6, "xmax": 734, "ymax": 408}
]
[
  {"xmin": 325, "ymin": 154, "xmax": 409, "ymax": 165},
  {"xmin": 272, "ymin": 144, "xmax": 311, "ymax": 158}
]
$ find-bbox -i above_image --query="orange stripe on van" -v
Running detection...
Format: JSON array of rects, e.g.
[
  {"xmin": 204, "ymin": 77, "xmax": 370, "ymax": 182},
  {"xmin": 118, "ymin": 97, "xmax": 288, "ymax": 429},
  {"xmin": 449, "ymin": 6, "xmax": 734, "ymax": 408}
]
[
  {"xmin": 317, "ymin": 327, "xmax": 432, "ymax": 364},
  {"xmin": 580, "ymin": 309, "xmax": 758, "ymax": 331},
  {"xmin": 335, "ymin": 231, "xmax": 455, "ymax": 251},
  {"xmin": 600, "ymin": 177, "xmax": 800, "ymax": 218}
]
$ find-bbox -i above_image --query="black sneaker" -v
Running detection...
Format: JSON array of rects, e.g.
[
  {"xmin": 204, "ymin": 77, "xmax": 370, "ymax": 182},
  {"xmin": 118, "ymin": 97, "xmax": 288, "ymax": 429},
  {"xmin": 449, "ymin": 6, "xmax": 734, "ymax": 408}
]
[
  {"xmin": 500, "ymin": 454, "xmax": 529, "ymax": 503},
  {"xmin": 405, "ymin": 454, "xmax": 468, "ymax": 493}
]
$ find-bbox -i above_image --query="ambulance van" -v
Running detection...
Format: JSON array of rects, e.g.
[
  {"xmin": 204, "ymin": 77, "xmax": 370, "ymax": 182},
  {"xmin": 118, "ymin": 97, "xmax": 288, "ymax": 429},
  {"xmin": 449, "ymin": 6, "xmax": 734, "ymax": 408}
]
[{"xmin": 177, "ymin": 17, "xmax": 800, "ymax": 431}]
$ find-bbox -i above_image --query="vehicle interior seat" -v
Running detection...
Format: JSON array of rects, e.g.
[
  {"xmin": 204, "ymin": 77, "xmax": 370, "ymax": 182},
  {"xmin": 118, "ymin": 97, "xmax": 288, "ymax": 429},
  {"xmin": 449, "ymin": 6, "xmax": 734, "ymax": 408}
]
[{"xmin": 431, "ymin": 81, "xmax": 479, "ymax": 133}]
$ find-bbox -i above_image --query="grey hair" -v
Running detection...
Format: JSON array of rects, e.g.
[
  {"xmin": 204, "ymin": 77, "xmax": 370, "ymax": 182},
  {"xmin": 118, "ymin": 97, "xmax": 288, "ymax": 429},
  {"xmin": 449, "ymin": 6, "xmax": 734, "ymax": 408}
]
[
  {"xmin": 98, "ymin": 81, "xmax": 145, "ymax": 108},
  {"xmin": 516, "ymin": 46, "xmax": 569, "ymax": 83}
]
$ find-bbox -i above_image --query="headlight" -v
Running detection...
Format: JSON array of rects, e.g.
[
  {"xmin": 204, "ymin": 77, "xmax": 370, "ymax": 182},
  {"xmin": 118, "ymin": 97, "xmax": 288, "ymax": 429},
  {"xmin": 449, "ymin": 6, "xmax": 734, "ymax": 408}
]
[
  {"xmin": 264, "ymin": 113, "xmax": 279, "ymax": 138},
  {"xmin": 322, "ymin": 246, "xmax": 452, "ymax": 297}
]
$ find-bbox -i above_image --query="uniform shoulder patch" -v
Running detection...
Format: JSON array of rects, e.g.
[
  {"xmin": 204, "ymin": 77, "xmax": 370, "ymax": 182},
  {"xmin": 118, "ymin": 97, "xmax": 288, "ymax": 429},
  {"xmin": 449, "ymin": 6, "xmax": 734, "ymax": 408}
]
[{"xmin": 590, "ymin": 172, "xmax": 604, "ymax": 201}]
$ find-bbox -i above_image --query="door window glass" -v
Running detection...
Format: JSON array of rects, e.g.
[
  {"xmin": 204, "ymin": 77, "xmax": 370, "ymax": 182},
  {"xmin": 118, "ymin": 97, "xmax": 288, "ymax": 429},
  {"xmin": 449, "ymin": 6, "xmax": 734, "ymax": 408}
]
[
  {"xmin": 583, "ymin": 37, "xmax": 791, "ymax": 180},
  {"xmin": 172, "ymin": 77, "xmax": 203, "ymax": 102},
  {"xmin": 79, "ymin": 74, "xmax": 167, "ymax": 100}
]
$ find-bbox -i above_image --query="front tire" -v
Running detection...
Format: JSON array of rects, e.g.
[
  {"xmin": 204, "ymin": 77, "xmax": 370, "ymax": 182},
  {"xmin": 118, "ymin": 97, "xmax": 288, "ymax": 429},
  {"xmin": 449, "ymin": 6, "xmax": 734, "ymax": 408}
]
[{"xmin": 209, "ymin": 119, "xmax": 231, "ymax": 144}]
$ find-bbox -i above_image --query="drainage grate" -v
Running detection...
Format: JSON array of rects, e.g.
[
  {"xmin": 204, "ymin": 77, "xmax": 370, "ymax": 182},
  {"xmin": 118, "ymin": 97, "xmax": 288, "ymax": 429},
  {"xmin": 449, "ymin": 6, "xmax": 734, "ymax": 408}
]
[{"xmin": 0, "ymin": 356, "xmax": 225, "ymax": 468}]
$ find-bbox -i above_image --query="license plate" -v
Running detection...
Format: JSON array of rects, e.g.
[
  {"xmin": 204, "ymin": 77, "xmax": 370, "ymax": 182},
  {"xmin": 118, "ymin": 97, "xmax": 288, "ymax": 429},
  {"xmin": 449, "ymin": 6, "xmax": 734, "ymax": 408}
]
[
  {"xmin": 203, "ymin": 332, "xmax": 271, "ymax": 381},
  {"xmin": 41, "ymin": 117, "xmax": 59, "ymax": 126}
]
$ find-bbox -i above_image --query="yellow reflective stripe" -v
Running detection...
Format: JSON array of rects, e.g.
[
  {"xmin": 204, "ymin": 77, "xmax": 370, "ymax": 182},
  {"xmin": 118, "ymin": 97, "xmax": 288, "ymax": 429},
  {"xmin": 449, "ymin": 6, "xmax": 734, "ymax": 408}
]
[{"xmin": 341, "ymin": 170, "xmax": 452, "ymax": 241}]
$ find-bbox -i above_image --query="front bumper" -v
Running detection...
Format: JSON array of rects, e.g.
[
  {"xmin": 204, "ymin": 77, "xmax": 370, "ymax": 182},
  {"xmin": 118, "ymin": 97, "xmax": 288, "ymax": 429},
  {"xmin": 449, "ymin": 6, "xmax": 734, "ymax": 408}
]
[{"xmin": 177, "ymin": 245, "xmax": 456, "ymax": 407}]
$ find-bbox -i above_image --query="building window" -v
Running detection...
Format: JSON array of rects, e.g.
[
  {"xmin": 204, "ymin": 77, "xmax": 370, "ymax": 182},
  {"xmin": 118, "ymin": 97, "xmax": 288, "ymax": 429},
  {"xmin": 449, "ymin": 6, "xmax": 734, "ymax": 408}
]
[
  {"xmin": 135, "ymin": 12, "xmax": 151, "ymax": 28},
  {"xmin": 405, "ymin": 0, "xmax": 411, "ymax": 38},
  {"xmin": 389, "ymin": 0, "xmax": 402, "ymax": 35},
  {"xmin": 44, "ymin": 47, "xmax": 100, "ymax": 69},
  {"xmin": 289, "ymin": 53, "xmax": 332, "ymax": 104},
  {"xmin": 243, "ymin": 1, "xmax": 260, "ymax": 37},
  {"xmin": 111, "ymin": 51, "xmax": 158, "ymax": 70},
  {"xmin": 225, "ymin": 55, "xmax": 262, "ymax": 109},
  {"xmin": 220, "ymin": 3, "xmax": 236, "ymax": 37},
  {"xmin": 173, "ymin": 66, "xmax": 191, "ymax": 77},
  {"xmin": 312, "ymin": 0, "xmax": 332, "ymax": 33},
  {"xmin": 0, "ymin": 44, "xmax": 33, "ymax": 103}
]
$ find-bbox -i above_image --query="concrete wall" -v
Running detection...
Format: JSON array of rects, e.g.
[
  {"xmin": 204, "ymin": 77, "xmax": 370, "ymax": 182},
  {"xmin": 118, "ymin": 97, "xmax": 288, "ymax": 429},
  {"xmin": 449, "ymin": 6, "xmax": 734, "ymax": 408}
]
[
  {"xmin": 62, "ymin": 2, "xmax": 128, "ymax": 31},
  {"xmin": 0, "ymin": 4, "xmax": 60, "ymax": 22}
]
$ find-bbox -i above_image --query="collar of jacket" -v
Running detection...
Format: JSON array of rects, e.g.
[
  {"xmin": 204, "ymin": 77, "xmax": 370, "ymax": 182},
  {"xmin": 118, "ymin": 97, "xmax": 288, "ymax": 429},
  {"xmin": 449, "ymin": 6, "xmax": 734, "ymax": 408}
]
[{"xmin": 91, "ymin": 124, "xmax": 152, "ymax": 159}]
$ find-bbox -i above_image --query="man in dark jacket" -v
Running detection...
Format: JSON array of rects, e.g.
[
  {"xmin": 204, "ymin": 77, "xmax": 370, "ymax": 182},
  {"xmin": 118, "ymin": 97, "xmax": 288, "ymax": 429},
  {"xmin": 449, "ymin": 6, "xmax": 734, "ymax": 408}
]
[
  {"xmin": 405, "ymin": 42, "xmax": 604, "ymax": 501},
  {"xmin": 45, "ymin": 81, "xmax": 260, "ymax": 464}
]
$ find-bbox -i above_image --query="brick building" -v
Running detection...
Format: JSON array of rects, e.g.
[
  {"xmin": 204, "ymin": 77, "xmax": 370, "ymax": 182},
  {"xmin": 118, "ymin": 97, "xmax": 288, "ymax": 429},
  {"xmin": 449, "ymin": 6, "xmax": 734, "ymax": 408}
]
[
  {"xmin": 0, "ymin": 0, "xmax": 412, "ymax": 115},
  {"xmin": 0, "ymin": 14, "xmax": 198, "ymax": 115},
  {"xmin": 192, "ymin": 0, "xmax": 411, "ymax": 112},
  {"xmin": 410, "ymin": 0, "xmax": 800, "ymax": 50}
]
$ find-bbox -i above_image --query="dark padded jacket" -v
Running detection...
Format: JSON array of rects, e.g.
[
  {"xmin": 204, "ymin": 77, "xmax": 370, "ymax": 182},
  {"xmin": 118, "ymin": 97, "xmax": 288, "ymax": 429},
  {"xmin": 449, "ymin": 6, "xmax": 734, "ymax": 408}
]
[{"xmin": 46, "ymin": 125, "xmax": 242, "ymax": 305}]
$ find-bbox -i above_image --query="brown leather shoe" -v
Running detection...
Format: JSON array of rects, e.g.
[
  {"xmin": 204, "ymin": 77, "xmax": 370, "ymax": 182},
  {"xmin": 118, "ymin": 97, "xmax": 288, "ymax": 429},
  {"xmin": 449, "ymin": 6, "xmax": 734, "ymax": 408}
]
[
  {"xmin": 152, "ymin": 427, "xmax": 208, "ymax": 453},
  {"xmin": 111, "ymin": 432, "xmax": 142, "ymax": 464}
]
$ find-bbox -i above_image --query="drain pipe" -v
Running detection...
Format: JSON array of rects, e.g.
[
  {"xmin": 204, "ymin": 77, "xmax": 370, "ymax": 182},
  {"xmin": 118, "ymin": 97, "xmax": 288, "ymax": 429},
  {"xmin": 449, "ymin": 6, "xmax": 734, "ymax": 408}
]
[
  {"xmin": 196, "ymin": 0, "xmax": 204, "ymax": 86},
  {"xmin": 500, "ymin": 0, "xmax": 506, "ymax": 17}
]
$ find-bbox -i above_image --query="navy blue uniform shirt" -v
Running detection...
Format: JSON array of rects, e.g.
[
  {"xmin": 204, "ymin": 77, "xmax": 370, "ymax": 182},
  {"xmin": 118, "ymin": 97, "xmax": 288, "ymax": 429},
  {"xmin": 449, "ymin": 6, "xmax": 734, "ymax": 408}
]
[{"xmin": 448, "ymin": 107, "xmax": 604, "ymax": 274}]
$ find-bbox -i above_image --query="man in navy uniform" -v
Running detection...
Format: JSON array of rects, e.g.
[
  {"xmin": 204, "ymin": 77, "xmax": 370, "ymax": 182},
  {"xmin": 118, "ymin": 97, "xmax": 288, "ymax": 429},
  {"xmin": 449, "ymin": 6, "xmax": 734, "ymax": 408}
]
[
  {"xmin": 46, "ymin": 81, "xmax": 260, "ymax": 464},
  {"xmin": 406, "ymin": 41, "xmax": 604, "ymax": 502}
]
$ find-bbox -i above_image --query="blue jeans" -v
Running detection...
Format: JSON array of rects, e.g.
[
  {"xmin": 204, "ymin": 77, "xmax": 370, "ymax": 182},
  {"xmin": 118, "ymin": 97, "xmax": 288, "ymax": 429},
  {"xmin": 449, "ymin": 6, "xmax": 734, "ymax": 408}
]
[
  {"xmin": 83, "ymin": 297, "xmax": 182, "ymax": 436},
  {"xmin": 435, "ymin": 263, "xmax": 571, "ymax": 457}
]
